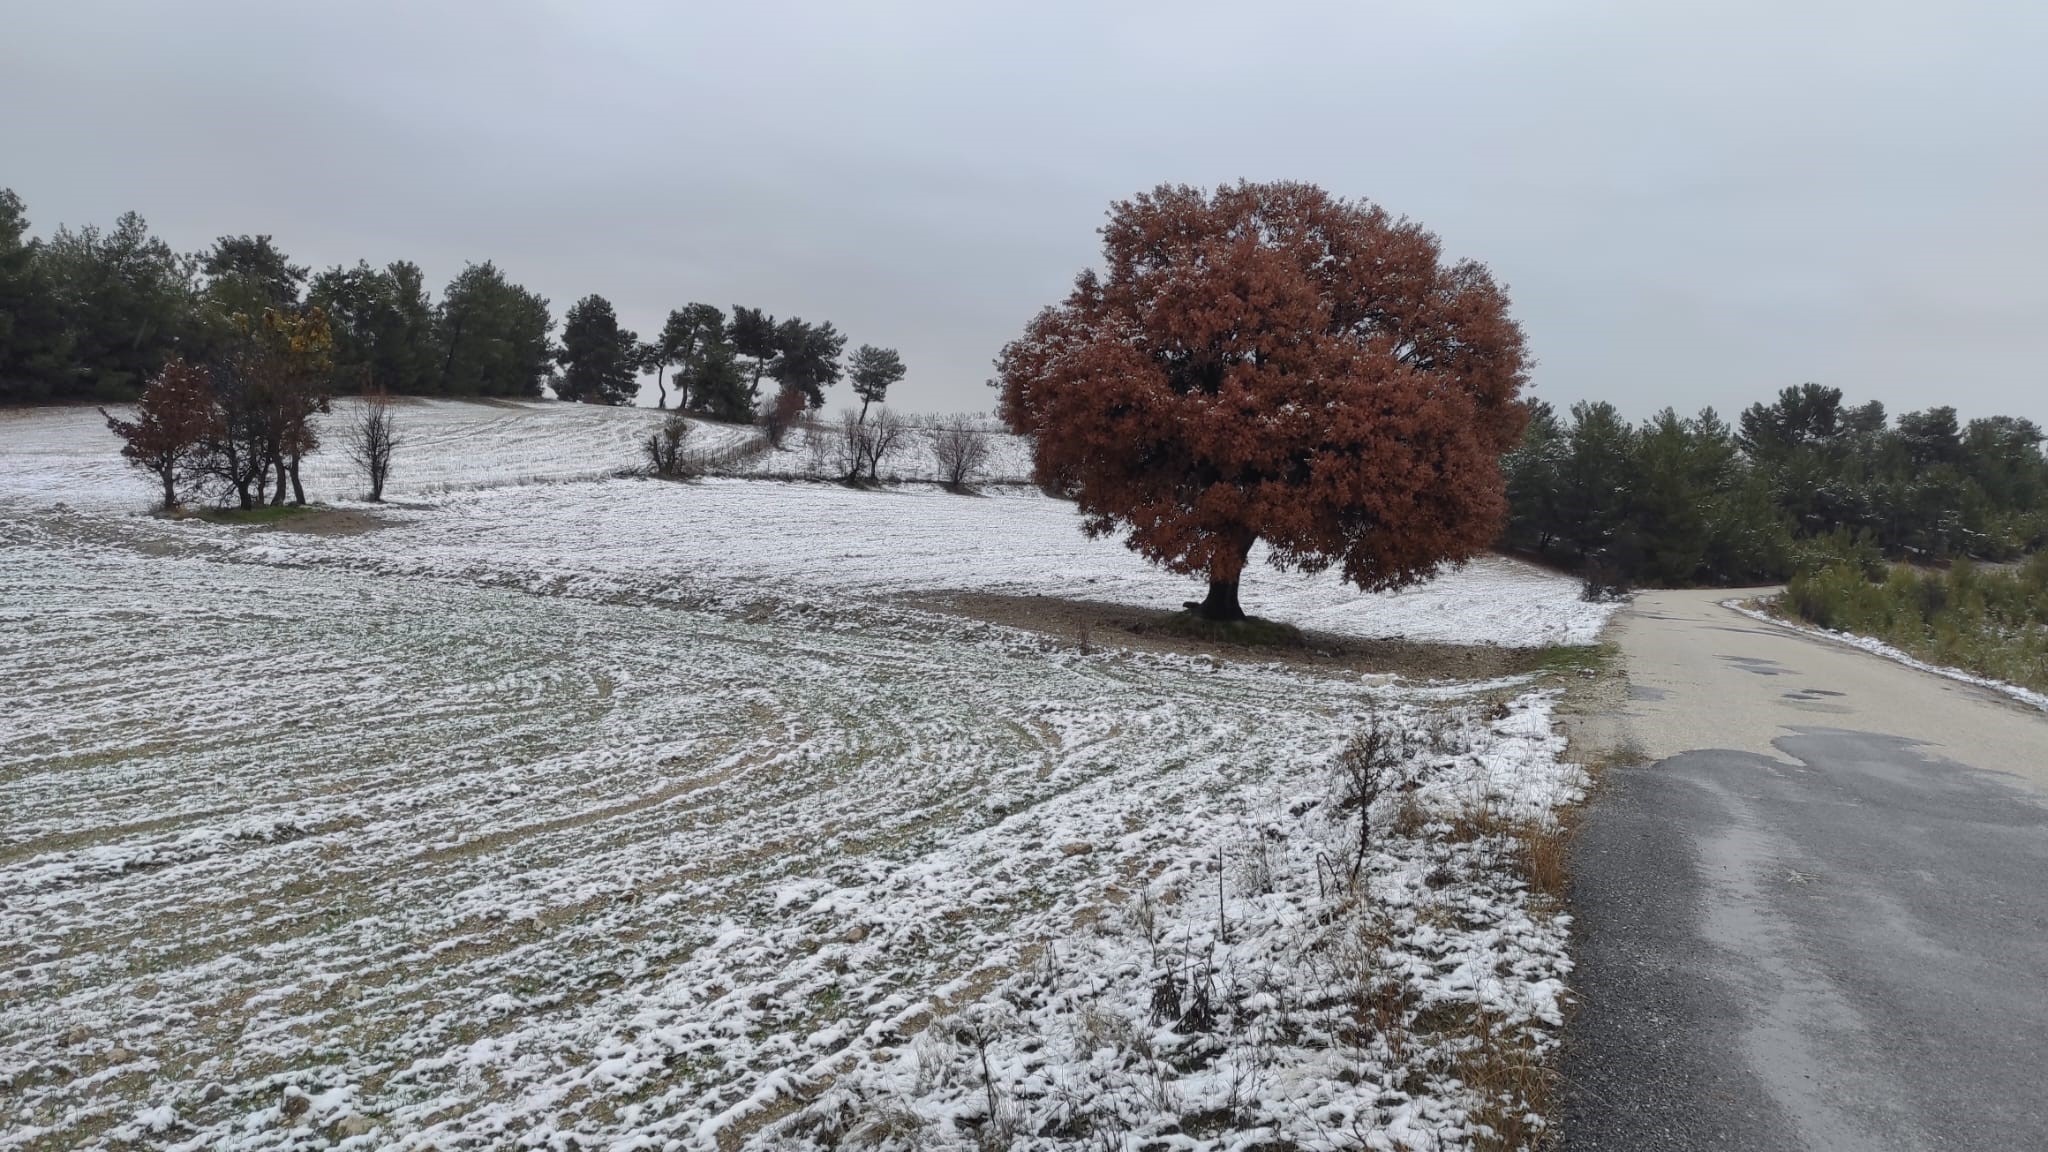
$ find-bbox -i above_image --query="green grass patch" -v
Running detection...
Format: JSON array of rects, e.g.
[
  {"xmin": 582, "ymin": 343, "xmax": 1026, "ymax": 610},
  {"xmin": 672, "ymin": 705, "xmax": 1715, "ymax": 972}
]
[
  {"xmin": 1150, "ymin": 611, "xmax": 1308, "ymax": 649},
  {"xmin": 1779, "ymin": 549, "xmax": 2048, "ymax": 693},
  {"xmin": 1535, "ymin": 644, "xmax": 1610, "ymax": 675},
  {"xmin": 199, "ymin": 503, "xmax": 316, "ymax": 526}
]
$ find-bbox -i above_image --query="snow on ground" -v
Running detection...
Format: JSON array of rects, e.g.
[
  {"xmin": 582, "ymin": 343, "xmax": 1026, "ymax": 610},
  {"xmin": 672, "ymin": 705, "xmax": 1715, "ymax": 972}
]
[
  {"xmin": 3, "ymin": 520, "xmax": 1579, "ymax": 1151},
  {"xmin": 2, "ymin": 401, "xmax": 1607, "ymax": 1150},
  {"xmin": 1728, "ymin": 599, "xmax": 2048, "ymax": 713},
  {"xmin": 0, "ymin": 399, "xmax": 757, "ymax": 511},
  {"xmin": 2, "ymin": 404, "xmax": 1606, "ymax": 648},
  {"xmin": 724, "ymin": 417, "xmax": 1036, "ymax": 486},
  {"xmin": 143, "ymin": 479, "xmax": 1603, "ymax": 649}
]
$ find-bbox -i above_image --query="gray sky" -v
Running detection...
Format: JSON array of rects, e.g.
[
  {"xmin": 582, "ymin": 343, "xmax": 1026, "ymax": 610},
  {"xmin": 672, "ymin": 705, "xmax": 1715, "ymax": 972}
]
[{"xmin": 5, "ymin": 0, "xmax": 2044, "ymax": 423}]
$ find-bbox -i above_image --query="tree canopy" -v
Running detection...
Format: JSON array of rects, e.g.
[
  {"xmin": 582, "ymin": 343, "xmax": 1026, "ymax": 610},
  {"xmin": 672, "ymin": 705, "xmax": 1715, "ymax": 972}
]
[
  {"xmin": 998, "ymin": 181, "xmax": 1529, "ymax": 619},
  {"xmin": 555, "ymin": 293, "xmax": 640, "ymax": 405},
  {"xmin": 768, "ymin": 317, "xmax": 845, "ymax": 410},
  {"xmin": 847, "ymin": 344, "xmax": 905, "ymax": 422}
]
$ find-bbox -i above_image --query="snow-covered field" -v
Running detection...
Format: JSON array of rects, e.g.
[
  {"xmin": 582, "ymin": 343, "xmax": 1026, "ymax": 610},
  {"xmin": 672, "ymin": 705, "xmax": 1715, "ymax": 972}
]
[
  {"xmin": 3, "ymin": 401, "xmax": 1612, "ymax": 1151},
  {"xmin": 0, "ymin": 400, "xmax": 759, "ymax": 509}
]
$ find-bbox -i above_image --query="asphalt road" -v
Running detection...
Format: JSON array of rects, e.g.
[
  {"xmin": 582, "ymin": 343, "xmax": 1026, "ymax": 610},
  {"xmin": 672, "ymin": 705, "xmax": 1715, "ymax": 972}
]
[{"xmin": 1564, "ymin": 588, "xmax": 2048, "ymax": 1151}]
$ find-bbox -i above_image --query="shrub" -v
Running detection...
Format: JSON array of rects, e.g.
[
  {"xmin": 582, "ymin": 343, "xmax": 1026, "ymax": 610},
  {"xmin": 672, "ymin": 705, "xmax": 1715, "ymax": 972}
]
[{"xmin": 643, "ymin": 412, "xmax": 694, "ymax": 477}]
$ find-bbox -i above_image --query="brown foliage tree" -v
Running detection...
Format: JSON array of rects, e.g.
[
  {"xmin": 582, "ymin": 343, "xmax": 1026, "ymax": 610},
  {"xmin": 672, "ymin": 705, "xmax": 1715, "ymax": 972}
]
[
  {"xmin": 103, "ymin": 358, "xmax": 216, "ymax": 509},
  {"xmin": 996, "ymin": 182, "xmax": 1530, "ymax": 620}
]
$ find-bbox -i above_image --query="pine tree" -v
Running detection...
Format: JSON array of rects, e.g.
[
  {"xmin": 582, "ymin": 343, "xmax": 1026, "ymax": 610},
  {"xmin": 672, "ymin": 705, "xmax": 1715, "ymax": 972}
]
[
  {"xmin": 436, "ymin": 262, "xmax": 555, "ymax": 398},
  {"xmin": 556, "ymin": 294, "xmax": 640, "ymax": 405},
  {"xmin": 654, "ymin": 302, "xmax": 726, "ymax": 410},
  {"xmin": 768, "ymin": 317, "xmax": 845, "ymax": 410},
  {"xmin": 0, "ymin": 189, "xmax": 74, "ymax": 403},
  {"xmin": 687, "ymin": 340, "xmax": 752, "ymax": 422},
  {"xmin": 37, "ymin": 211, "xmax": 203, "ymax": 400},
  {"xmin": 847, "ymin": 344, "xmax": 905, "ymax": 423},
  {"xmin": 728, "ymin": 306, "xmax": 778, "ymax": 399},
  {"xmin": 310, "ymin": 260, "xmax": 438, "ymax": 394}
]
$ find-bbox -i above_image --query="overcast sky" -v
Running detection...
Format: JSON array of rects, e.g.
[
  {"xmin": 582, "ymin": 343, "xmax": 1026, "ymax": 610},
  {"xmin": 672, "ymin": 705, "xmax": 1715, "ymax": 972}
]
[{"xmin": 5, "ymin": 0, "xmax": 2043, "ymax": 422}]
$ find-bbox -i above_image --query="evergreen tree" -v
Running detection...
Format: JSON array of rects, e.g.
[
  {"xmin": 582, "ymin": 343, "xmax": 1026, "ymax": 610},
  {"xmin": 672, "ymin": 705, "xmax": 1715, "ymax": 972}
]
[
  {"xmin": 309, "ymin": 260, "xmax": 438, "ymax": 394},
  {"xmin": 38, "ymin": 211, "xmax": 203, "ymax": 400},
  {"xmin": 436, "ymin": 262, "xmax": 554, "ymax": 397},
  {"xmin": 202, "ymin": 235, "xmax": 307, "ymax": 324},
  {"xmin": 556, "ymin": 294, "xmax": 640, "ymax": 405},
  {"xmin": 654, "ymin": 302, "xmax": 726, "ymax": 410},
  {"xmin": 1554, "ymin": 401, "xmax": 1637, "ymax": 564},
  {"xmin": 768, "ymin": 317, "xmax": 845, "ymax": 409},
  {"xmin": 685, "ymin": 340, "xmax": 752, "ymax": 422},
  {"xmin": 1501, "ymin": 400, "xmax": 1566, "ymax": 556},
  {"xmin": 0, "ymin": 189, "xmax": 74, "ymax": 403},
  {"xmin": 728, "ymin": 306, "xmax": 778, "ymax": 399},
  {"xmin": 847, "ymin": 344, "xmax": 905, "ymax": 422}
]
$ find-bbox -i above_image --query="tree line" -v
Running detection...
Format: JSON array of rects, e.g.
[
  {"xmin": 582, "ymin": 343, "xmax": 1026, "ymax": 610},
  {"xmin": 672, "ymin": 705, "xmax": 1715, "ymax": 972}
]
[
  {"xmin": 1504, "ymin": 383, "xmax": 2048, "ymax": 588},
  {"xmin": 0, "ymin": 188, "xmax": 905, "ymax": 420}
]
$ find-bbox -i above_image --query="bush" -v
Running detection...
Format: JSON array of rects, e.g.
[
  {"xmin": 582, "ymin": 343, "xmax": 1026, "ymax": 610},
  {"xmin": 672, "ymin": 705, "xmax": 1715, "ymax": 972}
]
[
  {"xmin": 643, "ymin": 412, "xmax": 695, "ymax": 477},
  {"xmin": 1779, "ymin": 550, "xmax": 2048, "ymax": 692}
]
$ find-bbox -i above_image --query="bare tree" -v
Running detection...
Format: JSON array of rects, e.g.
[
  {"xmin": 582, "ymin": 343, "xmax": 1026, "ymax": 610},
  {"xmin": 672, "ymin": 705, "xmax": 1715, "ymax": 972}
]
[
  {"xmin": 830, "ymin": 406, "xmax": 909, "ymax": 484},
  {"xmin": 349, "ymin": 394, "xmax": 401, "ymax": 501},
  {"xmin": 862, "ymin": 406, "xmax": 907, "ymax": 483},
  {"xmin": 642, "ymin": 411, "xmax": 693, "ymax": 478},
  {"xmin": 831, "ymin": 409, "xmax": 866, "ymax": 482},
  {"xmin": 929, "ymin": 414, "xmax": 993, "ymax": 491}
]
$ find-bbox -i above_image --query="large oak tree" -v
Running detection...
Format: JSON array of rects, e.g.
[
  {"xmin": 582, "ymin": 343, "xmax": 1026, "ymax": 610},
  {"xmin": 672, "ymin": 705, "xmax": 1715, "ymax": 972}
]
[{"xmin": 997, "ymin": 181, "xmax": 1530, "ymax": 620}]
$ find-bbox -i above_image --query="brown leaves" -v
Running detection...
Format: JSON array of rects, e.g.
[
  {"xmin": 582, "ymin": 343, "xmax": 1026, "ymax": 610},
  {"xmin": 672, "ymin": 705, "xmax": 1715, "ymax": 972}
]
[{"xmin": 998, "ymin": 181, "xmax": 1529, "ymax": 599}]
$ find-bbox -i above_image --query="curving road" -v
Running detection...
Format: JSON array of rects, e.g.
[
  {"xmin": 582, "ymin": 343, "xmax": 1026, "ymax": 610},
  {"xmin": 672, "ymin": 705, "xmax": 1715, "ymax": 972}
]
[{"xmin": 1565, "ymin": 588, "xmax": 2048, "ymax": 1151}]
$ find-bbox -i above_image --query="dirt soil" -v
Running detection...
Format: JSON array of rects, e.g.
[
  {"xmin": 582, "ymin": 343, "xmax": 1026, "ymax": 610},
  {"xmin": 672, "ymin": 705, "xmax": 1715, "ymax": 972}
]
[{"xmin": 920, "ymin": 590, "xmax": 1568, "ymax": 680}]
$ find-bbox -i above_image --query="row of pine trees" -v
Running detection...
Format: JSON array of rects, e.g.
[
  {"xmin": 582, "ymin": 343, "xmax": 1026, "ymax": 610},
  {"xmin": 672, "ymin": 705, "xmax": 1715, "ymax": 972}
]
[
  {"xmin": 1504, "ymin": 384, "xmax": 2048, "ymax": 585},
  {"xmin": 0, "ymin": 189, "xmax": 905, "ymax": 418}
]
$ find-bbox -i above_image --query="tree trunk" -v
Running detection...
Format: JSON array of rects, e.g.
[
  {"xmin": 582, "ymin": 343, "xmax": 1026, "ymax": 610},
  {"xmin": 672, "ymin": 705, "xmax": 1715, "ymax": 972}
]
[
  {"xmin": 859, "ymin": 397, "xmax": 872, "ymax": 425},
  {"xmin": 289, "ymin": 453, "xmax": 306, "ymax": 506},
  {"xmin": 655, "ymin": 365, "xmax": 667, "ymax": 410},
  {"xmin": 1196, "ymin": 577, "xmax": 1245, "ymax": 621},
  {"xmin": 270, "ymin": 458, "xmax": 288, "ymax": 506},
  {"xmin": 1193, "ymin": 530, "xmax": 1257, "ymax": 621},
  {"xmin": 160, "ymin": 470, "xmax": 176, "ymax": 510}
]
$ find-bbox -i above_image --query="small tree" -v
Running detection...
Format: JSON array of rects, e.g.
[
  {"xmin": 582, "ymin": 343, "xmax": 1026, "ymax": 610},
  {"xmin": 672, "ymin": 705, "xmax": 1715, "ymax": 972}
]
[
  {"xmin": 929, "ymin": 415, "xmax": 993, "ymax": 491},
  {"xmin": 643, "ymin": 411, "xmax": 694, "ymax": 477},
  {"xmin": 997, "ymin": 181, "xmax": 1529, "ymax": 620},
  {"xmin": 349, "ymin": 393, "xmax": 400, "ymax": 501},
  {"xmin": 831, "ymin": 409, "xmax": 866, "ymax": 481},
  {"xmin": 847, "ymin": 344, "xmax": 905, "ymax": 423},
  {"xmin": 103, "ymin": 357, "xmax": 215, "ymax": 508},
  {"xmin": 862, "ymin": 406, "xmax": 907, "ymax": 483}
]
